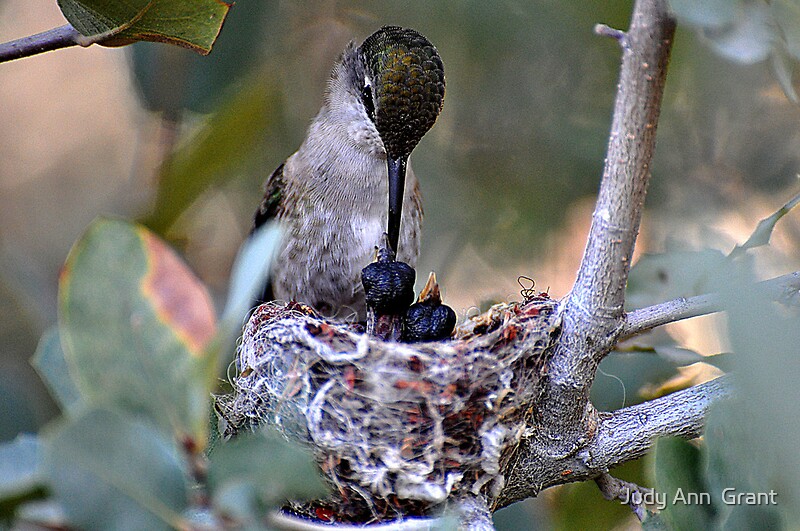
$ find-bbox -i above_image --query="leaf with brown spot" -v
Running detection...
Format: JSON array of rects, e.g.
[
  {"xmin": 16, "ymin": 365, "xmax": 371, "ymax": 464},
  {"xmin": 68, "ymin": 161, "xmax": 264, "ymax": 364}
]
[
  {"xmin": 59, "ymin": 218, "xmax": 216, "ymax": 442},
  {"xmin": 139, "ymin": 231, "xmax": 216, "ymax": 355}
]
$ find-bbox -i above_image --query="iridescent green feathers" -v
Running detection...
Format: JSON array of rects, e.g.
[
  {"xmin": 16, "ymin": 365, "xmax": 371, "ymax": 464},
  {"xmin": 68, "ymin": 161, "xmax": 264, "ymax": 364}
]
[{"xmin": 358, "ymin": 26, "xmax": 445, "ymax": 160}]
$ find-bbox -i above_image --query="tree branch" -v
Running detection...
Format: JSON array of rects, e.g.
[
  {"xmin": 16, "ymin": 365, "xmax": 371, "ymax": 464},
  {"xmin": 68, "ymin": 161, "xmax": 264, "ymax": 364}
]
[
  {"xmin": 498, "ymin": 376, "xmax": 731, "ymax": 508},
  {"xmin": 0, "ymin": 24, "xmax": 92, "ymax": 64},
  {"xmin": 594, "ymin": 473, "xmax": 652, "ymax": 521},
  {"xmin": 621, "ymin": 270, "xmax": 800, "ymax": 338},
  {"xmin": 535, "ymin": 0, "xmax": 677, "ymax": 449}
]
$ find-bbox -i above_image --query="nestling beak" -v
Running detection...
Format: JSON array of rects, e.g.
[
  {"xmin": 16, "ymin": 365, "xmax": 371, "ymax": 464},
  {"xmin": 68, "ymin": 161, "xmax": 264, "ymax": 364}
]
[{"xmin": 387, "ymin": 155, "xmax": 408, "ymax": 254}]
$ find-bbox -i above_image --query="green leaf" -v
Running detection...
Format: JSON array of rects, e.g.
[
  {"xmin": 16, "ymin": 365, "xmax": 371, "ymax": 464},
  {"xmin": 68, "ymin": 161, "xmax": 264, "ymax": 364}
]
[
  {"xmin": 59, "ymin": 0, "xmax": 232, "ymax": 54},
  {"xmin": 0, "ymin": 434, "xmax": 44, "ymax": 516},
  {"xmin": 722, "ymin": 505, "xmax": 784, "ymax": 530},
  {"xmin": 110, "ymin": 0, "xmax": 233, "ymax": 55},
  {"xmin": 141, "ymin": 78, "xmax": 277, "ymax": 234},
  {"xmin": 31, "ymin": 327, "xmax": 83, "ymax": 415},
  {"xmin": 641, "ymin": 511, "xmax": 669, "ymax": 530},
  {"xmin": 57, "ymin": 0, "xmax": 152, "ymax": 38},
  {"xmin": 208, "ymin": 430, "xmax": 327, "ymax": 513},
  {"xmin": 58, "ymin": 218, "xmax": 217, "ymax": 441},
  {"xmin": 130, "ymin": 1, "xmax": 275, "ymax": 114},
  {"xmin": 729, "ymin": 189, "xmax": 800, "ymax": 258},
  {"xmin": 653, "ymin": 438, "xmax": 716, "ymax": 531},
  {"xmin": 627, "ymin": 249, "xmax": 728, "ymax": 310},
  {"xmin": 592, "ymin": 350, "xmax": 682, "ymax": 410},
  {"xmin": 707, "ymin": 266, "xmax": 800, "ymax": 523},
  {"xmin": 44, "ymin": 408, "xmax": 188, "ymax": 531}
]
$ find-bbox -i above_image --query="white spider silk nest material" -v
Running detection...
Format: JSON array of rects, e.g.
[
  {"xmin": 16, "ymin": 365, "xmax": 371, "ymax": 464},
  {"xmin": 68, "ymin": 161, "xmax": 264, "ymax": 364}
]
[{"xmin": 216, "ymin": 296, "xmax": 560, "ymax": 517}]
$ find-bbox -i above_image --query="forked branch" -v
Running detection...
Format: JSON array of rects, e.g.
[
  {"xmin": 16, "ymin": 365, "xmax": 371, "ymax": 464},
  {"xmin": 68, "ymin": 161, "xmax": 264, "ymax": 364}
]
[{"xmin": 534, "ymin": 0, "xmax": 677, "ymax": 452}]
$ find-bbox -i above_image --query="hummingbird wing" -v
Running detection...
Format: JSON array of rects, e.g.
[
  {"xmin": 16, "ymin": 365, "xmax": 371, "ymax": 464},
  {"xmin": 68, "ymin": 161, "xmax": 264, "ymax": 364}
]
[
  {"xmin": 252, "ymin": 162, "xmax": 285, "ymax": 232},
  {"xmin": 251, "ymin": 162, "xmax": 285, "ymax": 304}
]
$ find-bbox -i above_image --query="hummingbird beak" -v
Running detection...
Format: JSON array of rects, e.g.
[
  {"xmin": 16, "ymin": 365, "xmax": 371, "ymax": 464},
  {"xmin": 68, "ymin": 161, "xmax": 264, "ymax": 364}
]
[{"xmin": 387, "ymin": 155, "xmax": 408, "ymax": 254}]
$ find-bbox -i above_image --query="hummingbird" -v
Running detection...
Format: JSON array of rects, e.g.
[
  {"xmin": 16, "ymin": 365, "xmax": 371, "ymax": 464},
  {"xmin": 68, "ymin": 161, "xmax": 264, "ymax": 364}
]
[{"xmin": 252, "ymin": 26, "xmax": 445, "ymax": 320}]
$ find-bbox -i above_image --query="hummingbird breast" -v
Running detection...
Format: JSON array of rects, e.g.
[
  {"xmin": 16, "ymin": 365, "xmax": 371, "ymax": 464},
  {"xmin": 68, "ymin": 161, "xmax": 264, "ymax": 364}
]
[{"xmin": 270, "ymin": 143, "xmax": 422, "ymax": 321}]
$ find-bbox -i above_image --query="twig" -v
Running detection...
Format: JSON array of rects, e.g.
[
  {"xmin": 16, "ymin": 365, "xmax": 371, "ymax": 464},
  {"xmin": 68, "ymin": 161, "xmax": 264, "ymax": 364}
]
[
  {"xmin": 621, "ymin": 270, "xmax": 800, "ymax": 338},
  {"xmin": 0, "ymin": 24, "xmax": 93, "ymax": 64},
  {"xmin": 595, "ymin": 473, "xmax": 652, "ymax": 521},
  {"xmin": 594, "ymin": 23, "xmax": 628, "ymax": 48}
]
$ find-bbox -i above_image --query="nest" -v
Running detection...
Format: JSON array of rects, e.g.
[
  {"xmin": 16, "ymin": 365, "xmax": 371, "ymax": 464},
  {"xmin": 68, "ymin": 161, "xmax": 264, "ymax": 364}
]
[{"xmin": 216, "ymin": 296, "xmax": 560, "ymax": 522}]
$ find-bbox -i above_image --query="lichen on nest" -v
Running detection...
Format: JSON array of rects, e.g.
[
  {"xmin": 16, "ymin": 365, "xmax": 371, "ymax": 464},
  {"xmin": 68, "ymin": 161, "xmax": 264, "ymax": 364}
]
[{"xmin": 215, "ymin": 295, "xmax": 560, "ymax": 521}]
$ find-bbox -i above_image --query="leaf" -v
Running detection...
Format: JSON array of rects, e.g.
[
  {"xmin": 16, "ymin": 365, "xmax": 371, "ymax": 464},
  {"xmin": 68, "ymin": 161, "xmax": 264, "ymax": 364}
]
[
  {"xmin": 702, "ymin": 3, "xmax": 773, "ymax": 64},
  {"xmin": 708, "ymin": 264, "xmax": 800, "ymax": 517},
  {"xmin": 44, "ymin": 409, "xmax": 188, "ymax": 531},
  {"xmin": 651, "ymin": 345, "xmax": 707, "ymax": 366},
  {"xmin": 729, "ymin": 189, "xmax": 800, "ymax": 258},
  {"xmin": 207, "ymin": 430, "xmax": 327, "ymax": 513},
  {"xmin": 141, "ymin": 77, "xmax": 277, "ymax": 234},
  {"xmin": 592, "ymin": 350, "xmax": 684, "ymax": 410},
  {"xmin": 130, "ymin": 1, "xmax": 274, "ymax": 114},
  {"xmin": 770, "ymin": 50, "xmax": 800, "ymax": 105},
  {"xmin": 722, "ymin": 505, "xmax": 783, "ymax": 531},
  {"xmin": 197, "ymin": 221, "xmax": 283, "ymax": 387},
  {"xmin": 653, "ymin": 437, "xmax": 716, "ymax": 531},
  {"xmin": 0, "ymin": 435, "xmax": 44, "ymax": 513},
  {"xmin": 221, "ymin": 220, "xmax": 282, "ymax": 325},
  {"xmin": 626, "ymin": 249, "xmax": 728, "ymax": 310},
  {"xmin": 31, "ymin": 327, "xmax": 83, "ymax": 415},
  {"xmin": 57, "ymin": 0, "xmax": 152, "ymax": 38},
  {"xmin": 58, "ymin": 218, "xmax": 216, "ymax": 441},
  {"xmin": 108, "ymin": 0, "xmax": 233, "ymax": 55},
  {"xmin": 667, "ymin": 0, "xmax": 740, "ymax": 28},
  {"xmin": 773, "ymin": 0, "xmax": 800, "ymax": 60},
  {"xmin": 641, "ymin": 511, "xmax": 669, "ymax": 530}
]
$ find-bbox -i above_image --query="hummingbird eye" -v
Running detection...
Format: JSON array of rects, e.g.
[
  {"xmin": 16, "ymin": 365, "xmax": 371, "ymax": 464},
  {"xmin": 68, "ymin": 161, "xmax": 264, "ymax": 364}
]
[{"xmin": 361, "ymin": 82, "xmax": 375, "ymax": 121}]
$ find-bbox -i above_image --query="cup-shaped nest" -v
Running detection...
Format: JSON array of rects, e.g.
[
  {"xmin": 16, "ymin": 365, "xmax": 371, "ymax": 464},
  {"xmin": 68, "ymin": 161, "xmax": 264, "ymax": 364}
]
[{"xmin": 216, "ymin": 296, "xmax": 560, "ymax": 521}]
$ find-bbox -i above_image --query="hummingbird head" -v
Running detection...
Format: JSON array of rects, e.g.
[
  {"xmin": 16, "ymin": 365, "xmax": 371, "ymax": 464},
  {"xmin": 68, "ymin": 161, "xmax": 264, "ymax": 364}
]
[
  {"xmin": 357, "ymin": 26, "xmax": 445, "ymax": 161},
  {"xmin": 356, "ymin": 26, "xmax": 445, "ymax": 253}
]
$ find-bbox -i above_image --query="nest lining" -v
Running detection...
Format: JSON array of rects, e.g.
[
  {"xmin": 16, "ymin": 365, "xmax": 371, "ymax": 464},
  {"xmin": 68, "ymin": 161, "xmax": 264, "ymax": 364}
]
[{"xmin": 216, "ymin": 296, "xmax": 560, "ymax": 520}]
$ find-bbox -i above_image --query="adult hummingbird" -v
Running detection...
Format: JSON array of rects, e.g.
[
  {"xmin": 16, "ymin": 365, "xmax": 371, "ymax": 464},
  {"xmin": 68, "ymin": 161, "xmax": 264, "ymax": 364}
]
[{"xmin": 252, "ymin": 26, "xmax": 445, "ymax": 319}]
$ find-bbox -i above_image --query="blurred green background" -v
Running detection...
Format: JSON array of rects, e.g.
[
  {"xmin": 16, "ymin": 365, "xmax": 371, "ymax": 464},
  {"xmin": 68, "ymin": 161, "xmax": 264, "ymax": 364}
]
[{"xmin": 1, "ymin": 1, "xmax": 800, "ymax": 528}]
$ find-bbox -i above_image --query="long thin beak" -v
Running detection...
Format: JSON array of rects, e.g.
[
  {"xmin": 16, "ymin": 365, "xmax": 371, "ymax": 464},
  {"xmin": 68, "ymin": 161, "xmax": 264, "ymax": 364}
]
[{"xmin": 387, "ymin": 155, "xmax": 408, "ymax": 254}]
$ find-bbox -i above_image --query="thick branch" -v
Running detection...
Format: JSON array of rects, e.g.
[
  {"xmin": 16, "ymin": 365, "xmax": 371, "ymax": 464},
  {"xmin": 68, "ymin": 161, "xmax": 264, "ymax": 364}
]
[
  {"xmin": 498, "ymin": 376, "xmax": 731, "ymax": 508},
  {"xmin": 622, "ymin": 270, "xmax": 800, "ymax": 338},
  {"xmin": 585, "ymin": 376, "xmax": 730, "ymax": 468},
  {"xmin": 0, "ymin": 25, "xmax": 91, "ymax": 64},
  {"xmin": 536, "ymin": 0, "xmax": 677, "ymax": 444}
]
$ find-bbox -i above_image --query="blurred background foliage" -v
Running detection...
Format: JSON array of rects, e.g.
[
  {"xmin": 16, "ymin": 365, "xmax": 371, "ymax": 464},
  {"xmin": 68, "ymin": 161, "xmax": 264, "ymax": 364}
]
[{"xmin": 1, "ymin": 0, "xmax": 800, "ymax": 529}]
